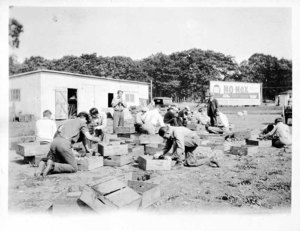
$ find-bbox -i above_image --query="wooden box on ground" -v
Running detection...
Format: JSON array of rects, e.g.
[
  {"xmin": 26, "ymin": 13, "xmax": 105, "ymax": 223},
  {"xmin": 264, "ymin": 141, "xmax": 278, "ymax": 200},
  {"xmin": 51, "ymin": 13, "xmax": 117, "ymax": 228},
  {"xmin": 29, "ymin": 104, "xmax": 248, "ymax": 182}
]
[
  {"xmin": 77, "ymin": 156, "xmax": 103, "ymax": 171},
  {"xmin": 127, "ymin": 180, "xmax": 160, "ymax": 208},
  {"xmin": 115, "ymin": 126, "xmax": 136, "ymax": 134},
  {"xmin": 24, "ymin": 155, "xmax": 45, "ymax": 165},
  {"xmin": 16, "ymin": 142, "xmax": 50, "ymax": 157},
  {"xmin": 139, "ymin": 134, "xmax": 164, "ymax": 144},
  {"xmin": 137, "ymin": 155, "xmax": 172, "ymax": 171},
  {"xmin": 80, "ymin": 178, "xmax": 141, "ymax": 211},
  {"xmin": 103, "ymin": 154, "xmax": 133, "ymax": 167},
  {"xmin": 98, "ymin": 143, "xmax": 128, "ymax": 156},
  {"xmin": 144, "ymin": 143, "xmax": 164, "ymax": 155},
  {"xmin": 230, "ymin": 145, "xmax": 258, "ymax": 156},
  {"xmin": 10, "ymin": 136, "xmax": 36, "ymax": 150},
  {"xmin": 245, "ymin": 139, "xmax": 272, "ymax": 147},
  {"xmin": 129, "ymin": 145, "xmax": 144, "ymax": 158}
]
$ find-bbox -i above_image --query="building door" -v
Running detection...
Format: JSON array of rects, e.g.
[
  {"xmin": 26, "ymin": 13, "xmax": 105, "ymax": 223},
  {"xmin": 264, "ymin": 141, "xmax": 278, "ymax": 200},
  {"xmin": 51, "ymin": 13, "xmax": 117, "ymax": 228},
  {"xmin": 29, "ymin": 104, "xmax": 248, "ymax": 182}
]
[
  {"xmin": 108, "ymin": 93, "xmax": 114, "ymax": 107},
  {"xmin": 68, "ymin": 88, "xmax": 77, "ymax": 118},
  {"xmin": 55, "ymin": 89, "xmax": 68, "ymax": 120}
]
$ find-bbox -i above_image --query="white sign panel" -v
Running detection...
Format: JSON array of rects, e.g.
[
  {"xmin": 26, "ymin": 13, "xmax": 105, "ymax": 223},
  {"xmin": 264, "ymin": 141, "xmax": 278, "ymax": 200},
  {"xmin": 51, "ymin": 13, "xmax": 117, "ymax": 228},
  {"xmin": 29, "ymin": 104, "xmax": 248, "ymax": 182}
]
[{"xmin": 209, "ymin": 81, "xmax": 262, "ymax": 106}]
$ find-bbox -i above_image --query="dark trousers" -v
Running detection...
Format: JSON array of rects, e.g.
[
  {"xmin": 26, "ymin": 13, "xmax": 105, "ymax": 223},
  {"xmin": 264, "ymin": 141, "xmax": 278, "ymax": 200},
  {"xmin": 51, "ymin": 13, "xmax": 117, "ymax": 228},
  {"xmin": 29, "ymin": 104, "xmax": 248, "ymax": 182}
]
[
  {"xmin": 113, "ymin": 110, "xmax": 124, "ymax": 133},
  {"xmin": 46, "ymin": 136, "xmax": 78, "ymax": 173},
  {"xmin": 209, "ymin": 115, "xmax": 217, "ymax": 127}
]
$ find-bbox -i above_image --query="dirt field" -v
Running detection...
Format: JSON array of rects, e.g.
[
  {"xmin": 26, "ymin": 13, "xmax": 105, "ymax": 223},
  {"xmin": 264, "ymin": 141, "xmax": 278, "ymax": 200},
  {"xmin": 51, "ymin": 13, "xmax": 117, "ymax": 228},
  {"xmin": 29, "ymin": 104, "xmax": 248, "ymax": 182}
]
[{"xmin": 8, "ymin": 106, "xmax": 291, "ymax": 213}]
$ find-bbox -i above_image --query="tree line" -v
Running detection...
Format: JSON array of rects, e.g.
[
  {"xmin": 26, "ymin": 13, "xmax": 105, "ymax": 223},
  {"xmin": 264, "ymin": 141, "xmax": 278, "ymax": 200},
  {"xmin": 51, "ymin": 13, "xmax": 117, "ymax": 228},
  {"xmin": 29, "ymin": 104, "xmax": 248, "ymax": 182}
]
[{"xmin": 9, "ymin": 19, "xmax": 292, "ymax": 102}]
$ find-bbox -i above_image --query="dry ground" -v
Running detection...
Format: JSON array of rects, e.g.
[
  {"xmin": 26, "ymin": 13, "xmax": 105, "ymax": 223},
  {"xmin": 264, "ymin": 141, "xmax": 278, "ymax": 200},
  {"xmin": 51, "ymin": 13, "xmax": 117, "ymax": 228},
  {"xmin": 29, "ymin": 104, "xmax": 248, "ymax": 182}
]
[{"xmin": 8, "ymin": 106, "xmax": 291, "ymax": 214}]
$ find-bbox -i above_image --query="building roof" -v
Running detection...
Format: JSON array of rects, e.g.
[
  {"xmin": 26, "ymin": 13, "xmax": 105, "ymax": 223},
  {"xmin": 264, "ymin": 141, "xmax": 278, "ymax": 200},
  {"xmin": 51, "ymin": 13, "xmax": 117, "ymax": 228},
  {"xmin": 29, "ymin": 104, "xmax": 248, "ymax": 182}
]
[
  {"xmin": 9, "ymin": 69, "xmax": 150, "ymax": 85},
  {"xmin": 279, "ymin": 90, "xmax": 292, "ymax": 95}
]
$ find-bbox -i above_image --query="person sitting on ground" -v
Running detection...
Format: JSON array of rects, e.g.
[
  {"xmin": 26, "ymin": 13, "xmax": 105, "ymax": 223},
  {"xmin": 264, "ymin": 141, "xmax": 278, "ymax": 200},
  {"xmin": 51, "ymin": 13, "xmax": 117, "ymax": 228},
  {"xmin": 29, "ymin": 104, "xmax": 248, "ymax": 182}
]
[
  {"xmin": 89, "ymin": 107, "xmax": 107, "ymax": 141},
  {"xmin": 156, "ymin": 126, "xmax": 219, "ymax": 167},
  {"xmin": 195, "ymin": 107, "xmax": 210, "ymax": 126},
  {"xmin": 260, "ymin": 117, "xmax": 292, "ymax": 148},
  {"xmin": 206, "ymin": 110, "xmax": 229, "ymax": 134},
  {"xmin": 35, "ymin": 110, "xmax": 57, "ymax": 144},
  {"xmin": 35, "ymin": 112, "xmax": 101, "ymax": 177},
  {"xmin": 164, "ymin": 106, "xmax": 181, "ymax": 126},
  {"xmin": 178, "ymin": 106, "xmax": 192, "ymax": 127}
]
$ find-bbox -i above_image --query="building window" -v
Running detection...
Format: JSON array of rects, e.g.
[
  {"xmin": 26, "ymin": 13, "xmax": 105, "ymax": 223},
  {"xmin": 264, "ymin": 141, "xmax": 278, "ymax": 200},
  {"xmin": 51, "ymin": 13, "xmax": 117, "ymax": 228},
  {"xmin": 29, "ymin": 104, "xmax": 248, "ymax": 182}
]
[
  {"xmin": 125, "ymin": 93, "xmax": 135, "ymax": 103},
  {"xmin": 10, "ymin": 89, "xmax": 20, "ymax": 101}
]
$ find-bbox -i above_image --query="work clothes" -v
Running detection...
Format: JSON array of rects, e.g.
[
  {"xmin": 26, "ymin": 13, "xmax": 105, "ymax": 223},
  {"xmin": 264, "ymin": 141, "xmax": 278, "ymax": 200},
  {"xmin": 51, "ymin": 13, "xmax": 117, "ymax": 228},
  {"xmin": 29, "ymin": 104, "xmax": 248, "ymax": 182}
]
[
  {"xmin": 89, "ymin": 111, "xmax": 107, "ymax": 141},
  {"xmin": 207, "ymin": 98, "xmax": 219, "ymax": 126},
  {"xmin": 206, "ymin": 112, "xmax": 229, "ymax": 134},
  {"xmin": 136, "ymin": 109, "xmax": 165, "ymax": 134},
  {"xmin": 266, "ymin": 122, "xmax": 292, "ymax": 148},
  {"xmin": 162, "ymin": 126, "xmax": 201, "ymax": 162},
  {"xmin": 164, "ymin": 111, "xmax": 181, "ymax": 126},
  {"xmin": 35, "ymin": 118, "xmax": 57, "ymax": 143},
  {"xmin": 46, "ymin": 118, "xmax": 88, "ymax": 173},
  {"xmin": 111, "ymin": 96, "xmax": 126, "ymax": 133}
]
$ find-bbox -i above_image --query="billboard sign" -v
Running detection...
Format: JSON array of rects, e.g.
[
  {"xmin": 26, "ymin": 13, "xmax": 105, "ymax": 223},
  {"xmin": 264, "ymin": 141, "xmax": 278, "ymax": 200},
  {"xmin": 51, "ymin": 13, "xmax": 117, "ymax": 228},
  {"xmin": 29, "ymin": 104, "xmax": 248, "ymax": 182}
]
[{"xmin": 209, "ymin": 81, "xmax": 262, "ymax": 106}]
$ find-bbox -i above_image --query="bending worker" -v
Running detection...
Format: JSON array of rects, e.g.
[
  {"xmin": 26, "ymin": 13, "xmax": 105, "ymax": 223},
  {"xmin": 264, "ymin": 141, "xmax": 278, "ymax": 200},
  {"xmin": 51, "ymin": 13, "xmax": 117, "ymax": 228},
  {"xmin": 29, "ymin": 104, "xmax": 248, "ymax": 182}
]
[
  {"xmin": 35, "ymin": 112, "xmax": 101, "ymax": 177},
  {"xmin": 157, "ymin": 125, "xmax": 219, "ymax": 167}
]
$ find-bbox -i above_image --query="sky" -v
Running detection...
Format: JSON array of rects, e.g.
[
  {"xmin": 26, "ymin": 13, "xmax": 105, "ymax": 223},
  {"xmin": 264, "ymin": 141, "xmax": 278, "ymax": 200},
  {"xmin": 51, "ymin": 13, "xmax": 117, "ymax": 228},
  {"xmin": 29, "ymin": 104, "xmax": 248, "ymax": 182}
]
[{"xmin": 9, "ymin": 7, "xmax": 291, "ymax": 63}]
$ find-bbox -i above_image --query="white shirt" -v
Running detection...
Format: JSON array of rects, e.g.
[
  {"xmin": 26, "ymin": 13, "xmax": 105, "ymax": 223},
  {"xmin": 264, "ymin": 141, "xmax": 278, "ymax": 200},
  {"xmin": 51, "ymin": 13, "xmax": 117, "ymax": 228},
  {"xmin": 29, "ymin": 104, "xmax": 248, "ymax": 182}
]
[
  {"xmin": 140, "ymin": 109, "xmax": 165, "ymax": 127},
  {"xmin": 217, "ymin": 112, "xmax": 229, "ymax": 128},
  {"xmin": 35, "ymin": 118, "xmax": 57, "ymax": 142}
]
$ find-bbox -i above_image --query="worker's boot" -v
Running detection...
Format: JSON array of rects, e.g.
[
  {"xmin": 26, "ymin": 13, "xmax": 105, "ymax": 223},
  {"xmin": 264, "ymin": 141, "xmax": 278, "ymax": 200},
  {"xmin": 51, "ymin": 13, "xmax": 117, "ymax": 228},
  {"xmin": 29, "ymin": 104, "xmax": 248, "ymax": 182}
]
[
  {"xmin": 34, "ymin": 161, "xmax": 46, "ymax": 177},
  {"xmin": 42, "ymin": 159, "xmax": 55, "ymax": 177}
]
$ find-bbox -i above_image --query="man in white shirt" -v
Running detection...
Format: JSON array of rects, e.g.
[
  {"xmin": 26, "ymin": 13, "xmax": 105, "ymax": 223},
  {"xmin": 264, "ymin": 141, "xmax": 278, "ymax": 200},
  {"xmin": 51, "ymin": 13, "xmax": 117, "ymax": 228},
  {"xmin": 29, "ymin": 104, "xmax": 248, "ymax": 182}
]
[
  {"xmin": 111, "ymin": 90, "xmax": 127, "ymax": 133},
  {"xmin": 261, "ymin": 117, "xmax": 292, "ymax": 148},
  {"xmin": 206, "ymin": 110, "xmax": 229, "ymax": 134},
  {"xmin": 35, "ymin": 110, "xmax": 57, "ymax": 143},
  {"xmin": 136, "ymin": 107, "xmax": 164, "ymax": 134}
]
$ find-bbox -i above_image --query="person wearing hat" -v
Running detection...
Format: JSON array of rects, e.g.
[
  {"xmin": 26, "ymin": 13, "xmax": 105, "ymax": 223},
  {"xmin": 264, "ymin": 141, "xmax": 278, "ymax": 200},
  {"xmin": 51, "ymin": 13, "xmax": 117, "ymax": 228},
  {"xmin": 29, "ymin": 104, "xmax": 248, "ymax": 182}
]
[
  {"xmin": 111, "ymin": 90, "xmax": 127, "ymax": 133},
  {"xmin": 178, "ymin": 106, "xmax": 192, "ymax": 127},
  {"xmin": 156, "ymin": 125, "xmax": 219, "ymax": 167},
  {"xmin": 207, "ymin": 92, "xmax": 219, "ymax": 126},
  {"xmin": 283, "ymin": 98, "xmax": 292, "ymax": 125},
  {"xmin": 261, "ymin": 117, "xmax": 292, "ymax": 148}
]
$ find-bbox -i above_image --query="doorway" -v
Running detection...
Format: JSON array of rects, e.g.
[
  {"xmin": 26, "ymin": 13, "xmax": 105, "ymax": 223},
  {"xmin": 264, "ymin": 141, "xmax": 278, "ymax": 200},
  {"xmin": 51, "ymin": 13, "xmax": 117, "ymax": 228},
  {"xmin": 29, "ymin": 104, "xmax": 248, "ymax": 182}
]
[
  {"xmin": 68, "ymin": 88, "xmax": 77, "ymax": 118},
  {"xmin": 108, "ymin": 93, "xmax": 114, "ymax": 107}
]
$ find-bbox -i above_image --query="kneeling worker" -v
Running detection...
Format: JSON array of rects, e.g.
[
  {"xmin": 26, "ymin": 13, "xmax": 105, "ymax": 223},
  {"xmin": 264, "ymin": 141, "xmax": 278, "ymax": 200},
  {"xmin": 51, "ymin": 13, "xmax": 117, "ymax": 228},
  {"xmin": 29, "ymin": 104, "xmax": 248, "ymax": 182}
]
[
  {"xmin": 157, "ymin": 126, "xmax": 219, "ymax": 167},
  {"xmin": 206, "ymin": 110, "xmax": 229, "ymax": 134},
  {"xmin": 36, "ymin": 112, "xmax": 101, "ymax": 177}
]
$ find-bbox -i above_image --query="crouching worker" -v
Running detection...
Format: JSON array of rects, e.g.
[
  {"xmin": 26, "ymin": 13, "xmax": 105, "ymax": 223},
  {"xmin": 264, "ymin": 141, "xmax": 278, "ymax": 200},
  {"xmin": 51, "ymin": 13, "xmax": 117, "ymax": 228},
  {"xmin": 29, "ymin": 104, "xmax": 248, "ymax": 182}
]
[
  {"xmin": 260, "ymin": 117, "xmax": 292, "ymax": 148},
  {"xmin": 157, "ymin": 126, "xmax": 219, "ymax": 167},
  {"xmin": 35, "ymin": 112, "xmax": 101, "ymax": 177},
  {"xmin": 206, "ymin": 110, "xmax": 229, "ymax": 134}
]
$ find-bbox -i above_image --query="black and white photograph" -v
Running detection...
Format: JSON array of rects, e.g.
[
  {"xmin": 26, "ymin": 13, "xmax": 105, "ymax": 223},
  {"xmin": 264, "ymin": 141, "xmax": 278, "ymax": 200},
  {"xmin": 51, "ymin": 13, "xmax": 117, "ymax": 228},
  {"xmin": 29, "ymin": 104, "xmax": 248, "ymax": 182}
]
[{"xmin": 1, "ymin": 0, "xmax": 300, "ymax": 230}]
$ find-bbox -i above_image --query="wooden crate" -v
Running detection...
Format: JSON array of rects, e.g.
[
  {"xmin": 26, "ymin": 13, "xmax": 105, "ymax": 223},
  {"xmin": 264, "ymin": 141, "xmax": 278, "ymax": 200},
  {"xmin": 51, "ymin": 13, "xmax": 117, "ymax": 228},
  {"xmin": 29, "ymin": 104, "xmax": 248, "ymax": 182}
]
[
  {"xmin": 139, "ymin": 134, "xmax": 164, "ymax": 144},
  {"xmin": 144, "ymin": 143, "xmax": 164, "ymax": 155},
  {"xmin": 137, "ymin": 155, "xmax": 172, "ymax": 171},
  {"xmin": 91, "ymin": 179, "xmax": 141, "ymax": 209},
  {"xmin": 77, "ymin": 156, "xmax": 103, "ymax": 171},
  {"xmin": 115, "ymin": 126, "xmax": 136, "ymax": 134},
  {"xmin": 103, "ymin": 154, "xmax": 133, "ymax": 167},
  {"xmin": 230, "ymin": 145, "xmax": 258, "ymax": 156},
  {"xmin": 15, "ymin": 142, "xmax": 50, "ymax": 157},
  {"xmin": 198, "ymin": 134, "xmax": 225, "ymax": 143},
  {"xmin": 245, "ymin": 139, "xmax": 272, "ymax": 147},
  {"xmin": 10, "ymin": 136, "xmax": 36, "ymax": 150},
  {"xmin": 232, "ymin": 130, "xmax": 252, "ymax": 140},
  {"xmin": 98, "ymin": 143, "xmax": 128, "ymax": 156},
  {"xmin": 129, "ymin": 145, "xmax": 144, "ymax": 157},
  {"xmin": 127, "ymin": 180, "xmax": 160, "ymax": 208}
]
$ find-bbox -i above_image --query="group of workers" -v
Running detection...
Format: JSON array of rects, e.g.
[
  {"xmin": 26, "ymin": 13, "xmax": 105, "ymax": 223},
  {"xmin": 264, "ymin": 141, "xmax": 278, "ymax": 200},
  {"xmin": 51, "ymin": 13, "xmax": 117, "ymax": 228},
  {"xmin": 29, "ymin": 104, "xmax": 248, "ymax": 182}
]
[{"xmin": 33, "ymin": 90, "xmax": 292, "ymax": 177}]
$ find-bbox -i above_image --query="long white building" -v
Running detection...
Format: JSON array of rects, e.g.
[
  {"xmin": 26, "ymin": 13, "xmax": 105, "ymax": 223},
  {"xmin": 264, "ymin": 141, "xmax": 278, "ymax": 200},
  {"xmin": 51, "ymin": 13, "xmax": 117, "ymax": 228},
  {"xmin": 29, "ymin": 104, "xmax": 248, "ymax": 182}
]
[{"xmin": 9, "ymin": 70, "xmax": 150, "ymax": 120}]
